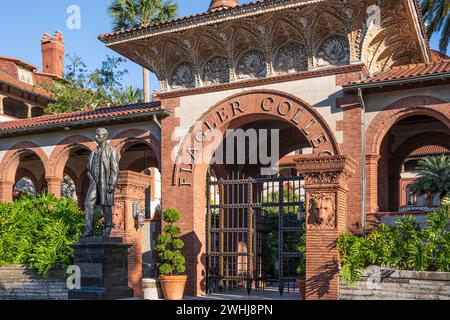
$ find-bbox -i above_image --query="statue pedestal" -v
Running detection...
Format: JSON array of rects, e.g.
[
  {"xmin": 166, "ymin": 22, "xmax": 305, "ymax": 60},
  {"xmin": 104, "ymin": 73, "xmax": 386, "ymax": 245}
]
[{"xmin": 68, "ymin": 237, "xmax": 134, "ymax": 300}]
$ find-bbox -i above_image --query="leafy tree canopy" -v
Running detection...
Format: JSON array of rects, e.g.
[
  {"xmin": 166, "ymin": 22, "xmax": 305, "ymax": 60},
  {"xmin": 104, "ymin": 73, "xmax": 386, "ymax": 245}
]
[{"xmin": 43, "ymin": 54, "xmax": 144, "ymax": 115}]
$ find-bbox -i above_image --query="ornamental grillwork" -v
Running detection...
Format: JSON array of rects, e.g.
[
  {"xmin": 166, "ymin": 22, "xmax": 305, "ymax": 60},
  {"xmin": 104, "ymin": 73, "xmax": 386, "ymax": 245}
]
[
  {"xmin": 170, "ymin": 63, "xmax": 195, "ymax": 89},
  {"xmin": 203, "ymin": 56, "xmax": 230, "ymax": 84},
  {"xmin": 274, "ymin": 43, "xmax": 308, "ymax": 73},
  {"xmin": 236, "ymin": 50, "xmax": 267, "ymax": 79},
  {"xmin": 316, "ymin": 35, "xmax": 350, "ymax": 66}
]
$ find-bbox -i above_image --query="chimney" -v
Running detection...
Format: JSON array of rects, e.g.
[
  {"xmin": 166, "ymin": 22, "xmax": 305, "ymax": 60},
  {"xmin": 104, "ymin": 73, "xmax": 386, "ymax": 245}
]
[
  {"xmin": 41, "ymin": 31, "xmax": 64, "ymax": 78},
  {"xmin": 209, "ymin": 0, "xmax": 239, "ymax": 12}
]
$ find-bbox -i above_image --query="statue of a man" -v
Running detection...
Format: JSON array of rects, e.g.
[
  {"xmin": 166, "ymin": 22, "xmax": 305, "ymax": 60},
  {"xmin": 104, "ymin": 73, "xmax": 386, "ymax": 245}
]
[{"xmin": 82, "ymin": 128, "xmax": 120, "ymax": 237}]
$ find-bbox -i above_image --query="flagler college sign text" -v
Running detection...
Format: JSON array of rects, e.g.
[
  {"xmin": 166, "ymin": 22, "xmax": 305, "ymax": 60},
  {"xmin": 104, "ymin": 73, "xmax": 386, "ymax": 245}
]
[{"xmin": 174, "ymin": 91, "xmax": 339, "ymax": 187}]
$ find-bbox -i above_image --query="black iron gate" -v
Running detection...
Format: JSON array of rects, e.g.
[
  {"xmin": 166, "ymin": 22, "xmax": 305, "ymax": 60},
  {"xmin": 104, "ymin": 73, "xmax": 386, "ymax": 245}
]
[{"xmin": 206, "ymin": 173, "xmax": 305, "ymax": 295}]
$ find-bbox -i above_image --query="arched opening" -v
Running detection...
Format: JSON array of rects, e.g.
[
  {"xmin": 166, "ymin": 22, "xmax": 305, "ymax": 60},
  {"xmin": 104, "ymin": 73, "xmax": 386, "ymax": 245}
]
[
  {"xmin": 13, "ymin": 151, "xmax": 45, "ymax": 200},
  {"xmin": 60, "ymin": 147, "xmax": 92, "ymax": 207},
  {"xmin": 120, "ymin": 141, "xmax": 161, "ymax": 277},
  {"xmin": 206, "ymin": 116, "xmax": 311, "ymax": 296},
  {"xmin": 172, "ymin": 90, "xmax": 342, "ymax": 298},
  {"xmin": 377, "ymin": 115, "xmax": 450, "ymax": 212},
  {"xmin": 13, "ymin": 177, "xmax": 37, "ymax": 199},
  {"xmin": 61, "ymin": 174, "xmax": 77, "ymax": 202}
]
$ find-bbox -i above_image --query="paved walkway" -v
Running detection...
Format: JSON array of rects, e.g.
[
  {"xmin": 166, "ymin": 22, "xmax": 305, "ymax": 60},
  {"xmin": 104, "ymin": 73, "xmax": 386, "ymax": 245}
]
[{"xmin": 185, "ymin": 286, "xmax": 302, "ymax": 300}]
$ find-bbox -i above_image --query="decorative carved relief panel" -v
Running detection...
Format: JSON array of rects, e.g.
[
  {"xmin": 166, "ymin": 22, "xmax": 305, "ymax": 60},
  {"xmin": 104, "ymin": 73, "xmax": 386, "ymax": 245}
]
[
  {"xmin": 316, "ymin": 35, "xmax": 350, "ymax": 67},
  {"xmin": 236, "ymin": 50, "xmax": 267, "ymax": 79},
  {"xmin": 274, "ymin": 43, "xmax": 308, "ymax": 73},
  {"xmin": 170, "ymin": 63, "xmax": 196, "ymax": 89},
  {"xmin": 202, "ymin": 56, "xmax": 230, "ymax": 84},
  {"xmin": 307, "ymin": 193, "xmax": 336, "ymax": 229}
]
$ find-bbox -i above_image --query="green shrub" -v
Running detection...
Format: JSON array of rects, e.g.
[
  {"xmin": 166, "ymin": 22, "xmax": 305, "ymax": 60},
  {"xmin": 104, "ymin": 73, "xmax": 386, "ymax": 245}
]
[
  {"xmin": 156, "ymin": 208, "xmax": 186, "ymax": 276},
  {"xmin": 295, "ymin": 220, "xmax": 306, "ymax": 277},
  {"xmin": 0, "ymin": 193, "xmax": 85, "ymax": 277},
  {"xmin": 337, "ymin": 208, "xmax": 450, "ymax": 286}
]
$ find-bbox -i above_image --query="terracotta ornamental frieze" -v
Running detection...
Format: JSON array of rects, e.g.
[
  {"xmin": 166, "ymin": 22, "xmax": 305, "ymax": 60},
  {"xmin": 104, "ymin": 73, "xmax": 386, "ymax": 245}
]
[
  {"xmin": 102, "ymin": 0, "xmax": 429, "ymax": 92},
  {"xmin": 173, "ymin": 91, "xmax": 340, "ymax": 187}
]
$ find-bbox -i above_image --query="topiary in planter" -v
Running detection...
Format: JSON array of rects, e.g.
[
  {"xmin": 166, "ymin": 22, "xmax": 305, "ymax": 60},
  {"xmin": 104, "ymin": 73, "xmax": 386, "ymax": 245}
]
[{"xmin": 155, "ymin": 208, "xmax": 187, "ymax": 300}]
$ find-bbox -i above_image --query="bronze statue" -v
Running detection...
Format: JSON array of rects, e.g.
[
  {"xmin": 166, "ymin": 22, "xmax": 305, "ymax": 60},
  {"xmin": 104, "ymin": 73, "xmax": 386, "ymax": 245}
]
[{"xmin": 82, "ymin": 128, "xmax": 120, "ymax": 237}]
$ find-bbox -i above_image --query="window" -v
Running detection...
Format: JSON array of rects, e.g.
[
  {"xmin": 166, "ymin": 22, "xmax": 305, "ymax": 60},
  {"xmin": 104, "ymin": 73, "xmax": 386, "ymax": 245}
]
[{"xmin": 17, "ymin": 66, "xmax": 33, "ymax": 85}]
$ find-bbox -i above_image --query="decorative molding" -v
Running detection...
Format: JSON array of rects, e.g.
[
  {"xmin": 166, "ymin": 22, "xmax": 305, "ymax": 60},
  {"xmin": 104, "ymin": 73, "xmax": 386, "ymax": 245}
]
[
  {"xmin": 170, "ymin": 63, "xmax": 196, "ymax": 89},
  {"xmin": 236, "ymin": 50, "xmax": 267, "ymax": 79},
  {"xmin": 274, "ymin": 42, "xmax": 308, "ymax": 74},
  {"xmin": 105, "ymin": 1, "xmax": 426, "ymax": 91},
  {"xmin": 307, "ymin": 192, "xmax": 336, "ymax": 229},
  {"xmin": 203, "ymin": 56, "xmax": 230, "ymax": 84},
  {"xmin": 159, "ymin": 64, "xmax": 368, "ymax": 99},
  {"xmin": 316, "ymin": 35, "xmax": 350, "ymax": 67}
]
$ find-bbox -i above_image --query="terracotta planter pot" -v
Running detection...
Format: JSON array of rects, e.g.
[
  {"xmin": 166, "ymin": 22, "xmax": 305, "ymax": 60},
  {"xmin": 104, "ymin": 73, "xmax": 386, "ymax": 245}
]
[
  {"xmin": 297, "ymin": 277, "xmax": 306, "ymax": 300},
  {"xmin": 159, "ymin": 275, "xmax": 188, "ymax": 300}
]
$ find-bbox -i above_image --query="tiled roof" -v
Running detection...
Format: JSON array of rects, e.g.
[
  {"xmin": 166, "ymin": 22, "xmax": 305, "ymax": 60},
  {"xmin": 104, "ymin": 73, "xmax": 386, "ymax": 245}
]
[
  {"xmin": 98, "ymin": 0, "xmax": 323, "ymax": 43},
  {"xmin": 0, "ymin": 71, "xmax": 52, "ymax": 99},
  {"xmin": 345, "ymin": 59, "xmax": 450, "ymax": 87},
  {"xmin": 0, "ymin": 56, "xmax": 38, "ymax": 71},
  {"xmin": 99, "ymin": 0, "xmax": 429, "ymax": 51},
  {"xmin": 430, "ymin": 49, "xmax": 450, "ymax": 62},
  {"xmin": 0, "ymin": 102, "xmax": 165, "ymax": 136},
  {"xmin": 409, "ymin": 145, "xmax": 450, "ymax": 157}
]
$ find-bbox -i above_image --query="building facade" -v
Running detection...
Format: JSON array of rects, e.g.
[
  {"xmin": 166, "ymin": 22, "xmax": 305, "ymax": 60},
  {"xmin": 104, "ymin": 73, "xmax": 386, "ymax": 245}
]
[{"xmin": 0, "ymin": 0, "xmax": 449, "ymax": 300}]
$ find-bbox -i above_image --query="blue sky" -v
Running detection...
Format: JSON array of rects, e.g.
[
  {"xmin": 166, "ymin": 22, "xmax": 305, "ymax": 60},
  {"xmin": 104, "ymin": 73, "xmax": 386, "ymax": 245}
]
[{"xmin": 0, "ymin": 0, "xmax": 445, "ymax": 92}]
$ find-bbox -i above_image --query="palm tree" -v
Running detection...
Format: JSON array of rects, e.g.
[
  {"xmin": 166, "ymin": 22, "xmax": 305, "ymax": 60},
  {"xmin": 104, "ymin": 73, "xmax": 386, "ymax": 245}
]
[
  {"xmin": 421, "ymin": 0, "xmax": 450, "ymax": 53},
  {"xmin": 108, "ymin": 0, "xmax": 178, "ymax": 101},
  {"xmin": 410, "ymin": 155, "xmax": 450, "ymax": 206}
]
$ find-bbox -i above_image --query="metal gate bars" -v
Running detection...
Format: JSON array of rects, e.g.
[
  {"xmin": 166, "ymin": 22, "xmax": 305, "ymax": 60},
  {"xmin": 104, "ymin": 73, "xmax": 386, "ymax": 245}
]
[{"xmin": 206, "ymin": 174, "xmax": 305, "ymax": 296}]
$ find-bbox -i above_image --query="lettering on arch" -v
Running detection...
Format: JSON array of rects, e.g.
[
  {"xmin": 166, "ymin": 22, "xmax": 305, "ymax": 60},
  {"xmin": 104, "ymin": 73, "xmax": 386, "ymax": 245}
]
[{"xmin": 173, "ymin": 90, "xmax": 340, "ymax": 186}]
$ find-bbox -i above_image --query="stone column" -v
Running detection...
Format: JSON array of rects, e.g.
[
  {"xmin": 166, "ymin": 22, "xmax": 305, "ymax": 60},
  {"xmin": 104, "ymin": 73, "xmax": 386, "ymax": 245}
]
[
  {"xmin": 46, "ymin": 177, "xmax": 63, "ymax": 198},
  {"xmin": 295, "ymin": 155, "xmax": 356, "ymax": 300},
  {"xmin": 0, "ymin": 181, "xmax": 14, "ymax": 203},
  {"xmin": 113, "ymin": 170, "xmax": 151, "ymax": 298},
  {"xmin": 365, "ymin": 154, "xmax": 380, "ymax": 213},
  {"xmin": 0, "ymin": 94, "xmax": 5, "ymax": 115},
  {"xmin": 26, "ymin": 104, "xmax": 33, "ymax": 118}
]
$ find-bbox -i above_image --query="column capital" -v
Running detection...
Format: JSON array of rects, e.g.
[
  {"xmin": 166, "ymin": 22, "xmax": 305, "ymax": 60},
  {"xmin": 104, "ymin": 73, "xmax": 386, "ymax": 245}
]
[
  {"xmin": 115, "ymin": 170, "xmax": 151, "ymax": 199},
  {"xmin": 366, "ymin": 153, "xmax": 381, "ymax": 162},
  {"xmin": 294, "ymin": 155, "xmax": 357, "ymax": 190}
]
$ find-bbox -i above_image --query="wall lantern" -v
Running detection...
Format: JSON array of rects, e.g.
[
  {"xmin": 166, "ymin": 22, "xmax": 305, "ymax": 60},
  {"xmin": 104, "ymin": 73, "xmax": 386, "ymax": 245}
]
[{"xmin": 132, "ymin": 202, "xmax": 146, "ymax": 228}]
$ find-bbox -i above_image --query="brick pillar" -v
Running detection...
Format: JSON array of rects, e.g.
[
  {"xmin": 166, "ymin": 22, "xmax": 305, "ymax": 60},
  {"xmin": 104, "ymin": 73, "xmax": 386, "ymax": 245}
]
[
  {"xmin": 0, "ymin": 181, "xmax": 14, "ymax": 202},
  {"xmin": 113, "ymin": 170, "xmax": 151, "ymax": 298},
  {"xmin": 295, "ymin": 155, "xmax": 356, "ymax": 300},
  {"xmin": 46, "ymin": 177, "xmax": 62, "ymax": 198},
  {"xmin": 365, "ymin": 154, "xmax": 380, "ymax": 213}
]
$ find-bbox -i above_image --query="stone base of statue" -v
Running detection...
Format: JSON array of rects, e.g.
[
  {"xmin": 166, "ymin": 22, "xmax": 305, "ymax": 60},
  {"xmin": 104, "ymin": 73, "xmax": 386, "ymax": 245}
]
[{"xmin": 68, "ymin": 237, "xmax": 134, "ymax": 300}]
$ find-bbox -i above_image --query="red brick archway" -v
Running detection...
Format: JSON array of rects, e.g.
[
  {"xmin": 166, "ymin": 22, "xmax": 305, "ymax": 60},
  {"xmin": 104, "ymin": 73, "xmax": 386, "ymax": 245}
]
[
  {"xmin": 48, "ymin": 135, "xmax": 96, "ymax": 179},
  {"xmin": 388, "ymin": 131, "xmax": 450, "ymax": 211},
  {"xmin": 0, "ymin": 142, "xmax": 50, "ymax": 202},
  {"xmin": 174, "ymin": 90, "xmax": 341, "ymax": 187},
  {"xmin": 46, "ymin": 135, "xmax": 96, "ymax": 198},
  {"xmin": 366, "ymin": 96, "xmax": 450, "ymax": 155},
  {"xmin": 111, "ymin": 129, "xmax": 161, "ymax": 170},
  {"xmin": 165, "ymin": 90, "xmax": 345, "ymax": 298},
  {"xmin": 364, "ymin": 96, "xmax": 450, "ymax": 212}
]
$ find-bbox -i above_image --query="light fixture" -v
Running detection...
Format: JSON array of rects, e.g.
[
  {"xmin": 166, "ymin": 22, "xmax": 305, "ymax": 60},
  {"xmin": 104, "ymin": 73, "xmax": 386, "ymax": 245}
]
[{"xmin": 132, "ymin": 202, "xmax": 146, "ymax": 228}]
